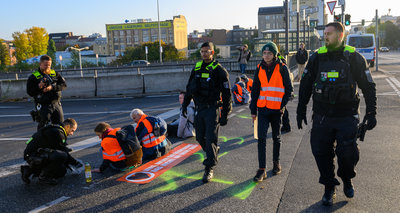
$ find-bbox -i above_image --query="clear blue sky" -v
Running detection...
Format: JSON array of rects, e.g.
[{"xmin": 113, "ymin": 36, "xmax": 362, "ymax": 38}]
[{"xmin": 1, "ymin": 0, "xmax": 398, "ymax": 40}]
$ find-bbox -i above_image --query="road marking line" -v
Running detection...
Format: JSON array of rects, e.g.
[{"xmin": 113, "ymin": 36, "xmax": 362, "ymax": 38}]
[
  {"xmin": 29, "ymin": 196, "xmax": 70, "ymax": 213},
  {"xmin": 0, "ymin": 138, "xmax": 30, "ymax": 141},
  {"xmin": 389, "ymin": 77, "xmax": 400, "ymax": 89},
  {"xmin": 386, "ymin": 78, "xmax": 400, "ymax": 97},
  {"xmin": 237, "ymin": 108, "xmax": 245, "ymax": 113},
  {"xmin": 228, "ymin": 113, "xmax": 236, "ymax": 119}
]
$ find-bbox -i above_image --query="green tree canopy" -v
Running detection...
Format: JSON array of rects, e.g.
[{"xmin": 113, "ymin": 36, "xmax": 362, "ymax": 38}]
[
  {"xmin": 12, "ymin": 26, "xmax": 48, "ymax": 62},
  {"xmin": 47, "ymin": 39, "xmax": 57, "ymax": 65},
  {"xmin": 0, "ymin": 39, "xmax": 11, "ymax": 70}
]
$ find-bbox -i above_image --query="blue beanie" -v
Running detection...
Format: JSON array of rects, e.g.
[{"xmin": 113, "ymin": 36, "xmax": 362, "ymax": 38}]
[{"xmin": 261, "ymin": 42, "xmax": 279, "ymax": 56}]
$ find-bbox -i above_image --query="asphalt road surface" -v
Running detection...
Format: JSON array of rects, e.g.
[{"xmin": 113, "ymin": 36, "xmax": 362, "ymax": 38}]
[{"xmin": 0, "ymin": 52, "xmax": 400, "ymax": 212}]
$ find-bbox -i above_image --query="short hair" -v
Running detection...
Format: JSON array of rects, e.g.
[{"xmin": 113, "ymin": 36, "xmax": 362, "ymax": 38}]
[
  {"xmin": 235, "ymin": 76, "xmax": 241, "ymax": 83},
  {"xmin": 94, "ymin": 122, "xmax": 111, "ymax": 133},
  {"xmin": 40, "ymin": 55, "xmax": 52, "ymax": 62},
  {"xmin": 179, "ymin": 91, "xmax": 186, "ymax": 95},
  {"xmin": 130, "ymin": 108, "xmax": 144, "ymax": 119},
  {"xmin": 201, "ymin": 42, "xmax": 214, "ymax": 51},
  {"xmin": 326, "ymin": 22, "xmax": 344, "ymax": 33},
  {"xmin": 300, "ymin": 42, "xmax": 305, "ymax": 46},
  {"xmin": 63, "ymin": 118, "xmax": 77, "ymax": 128}
]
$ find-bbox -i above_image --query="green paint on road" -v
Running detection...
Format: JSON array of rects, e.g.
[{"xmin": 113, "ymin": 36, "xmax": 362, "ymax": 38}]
[{"xmin": 232, "ymin": 181, "xmax": 258, "ymax": 200}]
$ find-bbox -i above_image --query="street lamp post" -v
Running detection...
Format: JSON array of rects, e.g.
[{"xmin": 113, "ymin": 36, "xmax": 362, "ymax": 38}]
[
  {"xmin": 70, "ymin": 46, "xmax": 89, "ymax": 77},
  {"xmin": 157, "ymin": 0, "xmax": 163, "ymax": 63},
  {"xmin": 296, "ymin": 0, "xmax": 300, "ymax": 50},
  {"xmin": 307, "ymin": 17, "xmax": 310, "ymax": 50},
  {"xmin": 303, "ymin": 9, "xmax": 306, "ymax": 44}
]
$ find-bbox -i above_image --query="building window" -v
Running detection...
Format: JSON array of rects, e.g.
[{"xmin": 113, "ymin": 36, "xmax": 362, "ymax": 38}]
[
  {"xmin": 127, "ymin": 30, "xmax": 132, "ymax": 35},
  {"xmin": 120, "ymin": 30, "xmax": 125, "ymax": 36},
  {"xmin": 134, "ymin": 36, "xmax": 139, "ymax": 44},
  {"xmin": 114, "ymin": 45, "xmax": 119, "ymax": 50},
  {"xmin": 126, "ymin": 36, "xmax": 132, "ymax": 44},
  {"xmin": 114, "ymin": 37, "xmax": 119, "ymax": 43},
  {"xmin": 113, "ymin": 31, "xmax": 119, "ymax": 36},
  {"xmin": 143, "ymin": 36, "xmax": 150, "ymax": 42}
]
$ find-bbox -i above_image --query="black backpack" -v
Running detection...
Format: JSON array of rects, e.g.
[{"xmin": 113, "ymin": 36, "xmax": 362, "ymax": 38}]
[{"xmin": 115, "ymin": 125, "xmax": 141, "ymax": 155}]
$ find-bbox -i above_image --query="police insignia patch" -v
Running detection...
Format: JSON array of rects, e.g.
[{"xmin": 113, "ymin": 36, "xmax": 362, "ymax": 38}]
[
  {"xmin": 223, "ymin": 81, "xmax": 229, "ymax": 88},
  {"xmin": 320, "ymin": 72, "xmax": 328, "ymax": 82}
]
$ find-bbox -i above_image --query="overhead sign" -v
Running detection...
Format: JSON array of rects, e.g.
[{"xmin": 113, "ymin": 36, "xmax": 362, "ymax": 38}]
[
  {"xmin": 327, "ymin": 1, "xmax": 337, "ymax": 15},
  {"xmin": 118, "ymin": 143, "xmax": 201, "ymax": 184}
]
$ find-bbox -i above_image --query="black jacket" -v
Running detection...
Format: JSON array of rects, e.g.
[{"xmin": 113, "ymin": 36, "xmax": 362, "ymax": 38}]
[
  {"xmin": 26, "ymin": 69, "xmax": 66, "ymax": 105},
  {"xmin": 250, "ymin": 58, "xmax": 294, "ymax": 115},
  {"xmin": 183, "ymin": 59, "xmax": 232, "ymax": 116},
  {"xmin": 297, "ymin": 45, "xmax": 377, "ymax": 117},
  {"xmin": 24, "ymin": 125, "xmax": 70, "ymax": 159},
  {"xmin": 296, "ymin": 49, "xmax": 309, "ymax": 65}
]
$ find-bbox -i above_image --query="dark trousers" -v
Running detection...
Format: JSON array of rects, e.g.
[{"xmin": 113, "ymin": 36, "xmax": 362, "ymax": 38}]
[
  {"xmin": 240, "ymin": 64, "xmax": 247, "ymax": 74},
  {"xmin": 281, "ymin": 107, "xmax": 290, "ymax": 129},
  {"xmin": 311, "ymin": 114, "xmax": 360, "ymax": 187},
  {"xmin": 194, "ymin": 105, "xmax": 220, "ymax": 170},
  {"xmin": 38, "ymin": 102, "xmax": 64, "ymax": 130},
  {"xmin": 257, "ymin": 108, "xmax": 282, "ymax": 169},
  {"xmin": 40, "ymin": 150, "xmax": 69, "ymax": 178}
]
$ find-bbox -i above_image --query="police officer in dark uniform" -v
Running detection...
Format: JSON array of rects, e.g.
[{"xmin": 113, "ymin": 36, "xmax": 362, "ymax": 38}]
[
  {"xmin": 182, "ymin": 42, "xmax": 232, "ymax": 183},
  {"xmin": 296, "ymin": 22, "xmax": 377, "ymax": 206},
  {"xmin": 27, "ymin": 55, "xmax": 66, "ymax": 130},
  {"xmin": 21, "ymin": 118, "xmax": 82, "ymax": 185}
]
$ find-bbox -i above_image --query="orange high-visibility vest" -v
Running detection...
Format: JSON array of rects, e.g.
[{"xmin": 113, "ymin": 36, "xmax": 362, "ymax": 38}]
[
  {"xmin": 247, "ymin": 78, "xmax": 253, "ymax": 93},
  {"xmin": 256, "ymin": 64, "xmax": 285, "ymax": 110},
  {"xmin": 233, "ymin": 83, "xmax": 243, "ymax": 103},
  {"xmin": 135, "ymin": 114, "xmax": 166, "ymax": 148},
  {"xmin": 101, "ymin": 128, "xmax": 126, "ymax": 162}
]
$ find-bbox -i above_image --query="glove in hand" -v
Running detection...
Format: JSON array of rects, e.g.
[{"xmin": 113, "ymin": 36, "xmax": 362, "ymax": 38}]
[
  {"xmin": 296, "ymin": 104, "xmax": 307, "ymax": 129},
  {"xmin": 364, "ymin": 113, "xmax": 377, "ymax": 130}
]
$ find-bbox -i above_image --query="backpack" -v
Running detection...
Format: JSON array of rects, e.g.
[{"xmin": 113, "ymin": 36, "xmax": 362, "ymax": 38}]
[
  {"xmin": 115, "ymin": 125, "xmax": 143, "ymax": 166},
  {"xmin": 151, "ymin": 116, "xmax": 167, "ymax": 137}
]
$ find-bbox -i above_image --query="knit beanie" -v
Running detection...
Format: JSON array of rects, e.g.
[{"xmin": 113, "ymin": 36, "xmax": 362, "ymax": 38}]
[{"xmin": 261, "ymin": 42, "xmax": 279, "ymax": 56}]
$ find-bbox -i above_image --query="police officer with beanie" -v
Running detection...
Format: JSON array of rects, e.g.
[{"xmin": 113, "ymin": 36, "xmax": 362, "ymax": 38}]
[
  {"xmin": 297, "ymin": 22, "xmax": 377, "ymax": 206},
  {"xmin": 182, "ymin": 42, "xmax": 232, "ymax": 183},
  {"xmin": 21, "ymin": 118, "xmax": 82, "ymax": 185},
  {"xmin": 250, "ymin": 42, "xmax": 293, "ymax": 182},
  {"xmin": 27, "ymin": 55, "xmax": 66, "ymax": 130}
]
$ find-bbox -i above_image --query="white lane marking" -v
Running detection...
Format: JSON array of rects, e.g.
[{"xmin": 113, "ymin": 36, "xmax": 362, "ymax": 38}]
[
  {"xmin": 237, "ymin": 108, "xmax": 245, "ymax": 113},
  {"xmin": 0, "ymin": 107, "xmax": 176, "ymax": 118},
  {"xmin": 389, "ymin": 77, "xmax": 400, "ymax": 89},
  {"xmin": 385, "ymin": 78, "xmax": 400, "ymax": 97},
  {"xmin": 0, "ymin": 106, "xmax": 23, "ymax": 109},
  {"xmin": 29, "ymin": 196, "xmax": 70, "ymax": 213},
  {"xmin": 377, "ymin": 92, "xmax": 397, "ymax": 96},
  {"xmin": 0, "ymin": 138, "xmax": 30, "ymax": 141},
  {"xmin": 228, "ymin": 113, "xmax": 237, "ymax": 119},
  {"xmin": 0, "ymin": 108, "xmax": 181, "ymax": 178}
]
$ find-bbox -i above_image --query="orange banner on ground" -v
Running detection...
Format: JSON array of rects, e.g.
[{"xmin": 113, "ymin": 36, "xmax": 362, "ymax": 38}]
[{"xmin": 118, "ymin": 143, "xmax": 201, "ymax": 184}]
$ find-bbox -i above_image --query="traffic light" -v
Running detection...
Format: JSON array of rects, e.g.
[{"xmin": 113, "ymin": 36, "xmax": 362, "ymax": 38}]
[
  {"xmin": 345, "ymin": 14, "xmax": 351, "ymax": 26},
  {"xmin": 334, "ymin": 15, "xmax": 341, "ymax": 22},
  {"xmin": 361, "ymin": 19, "xmax": 365, "ymax": 26}
]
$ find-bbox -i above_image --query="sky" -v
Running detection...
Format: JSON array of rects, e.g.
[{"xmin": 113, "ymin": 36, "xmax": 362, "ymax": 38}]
[{"xmin": 1, "ymin": 0, "xmax": 398, "ymax": 40}]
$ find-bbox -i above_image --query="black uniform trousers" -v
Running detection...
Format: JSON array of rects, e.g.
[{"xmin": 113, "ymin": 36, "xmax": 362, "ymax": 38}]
[
  {"xmin": 29, "ymin": 149, "xmax": 76, "ymax": 178},
  {"xmin": 310, "ymin": 113, "xmax": 360, "ymax": 187},
  {"xmin": 257, "ymin": 107, "xmax": 282, "ymax": 169},
  {"xmin": 194, "ymin": 105, "xmax": 220, "ymax": 170},
  {"xmin": 38, "ymin": 102, "xmax": 64, "ymax": 130}
]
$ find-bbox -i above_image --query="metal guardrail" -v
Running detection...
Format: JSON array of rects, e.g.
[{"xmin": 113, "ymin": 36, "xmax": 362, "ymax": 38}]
[{"xmin": 0, "ymin": 53, "xmax": 298, "ymax": 80}]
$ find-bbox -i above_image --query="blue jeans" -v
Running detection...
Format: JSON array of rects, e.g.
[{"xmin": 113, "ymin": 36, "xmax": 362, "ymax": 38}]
[{"xmin": 239, "ymin": 64, "xmax": 247, "ymax": 74}]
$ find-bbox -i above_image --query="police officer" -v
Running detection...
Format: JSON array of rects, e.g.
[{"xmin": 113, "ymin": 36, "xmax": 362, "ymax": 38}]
[
  {"xmin": 27, "ymin": 55, "xmax": 66, "ymax": 130},
  {"xmin": 21, "ymin": 118, "xmax": 82, "ymax": 185},
  {"xmin": 182, "ymin": 42, "xmax": 232, "ymax": 183},
  {"xmin": 250, "ymin": 42, "xmax": 293, "ymax": 182},
  {"xmin": 296, "ymin": 22, "xmax": 377, "ymax": 206}
]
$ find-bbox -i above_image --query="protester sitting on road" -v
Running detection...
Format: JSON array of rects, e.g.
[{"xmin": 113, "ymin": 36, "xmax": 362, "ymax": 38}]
[
  {"xmin": 167, "ymin": 91, "xmax": 195, "ymax": 138},
  {"xmin": 92, "ymin": 122, "xmax": 129, "ymax": 173},
  {"xmin": 130, "ymin": 108, "xmax": 172, "ymax": 161},
  {"xmin": 240, "ymin": 74, "xmax": 253, "ymax": 93},
  {"xmin": 21, "ymin": 118, "xmax": 83, "ymax": 185},
  {"xmin": 232, "ymin": 76, "xmax": 250, "ymax": 105}
]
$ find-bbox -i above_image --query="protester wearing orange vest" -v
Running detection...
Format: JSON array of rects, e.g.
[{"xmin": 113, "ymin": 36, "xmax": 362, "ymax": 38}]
[
  {"xmin": 232, "ymin": 76, "xmax": 250, "ymax": 105},
  {"xmin": 130, "ymin": 108, "xmax": 171, "ymax": 161},
  {"xmin": 240, "ymin": 74, "xmax": 253, "ymax": 93},
  {"xmin": 92, "ymin": 122, "xmax": 127, "ymax": 173},
  {"xmin": 250, "ymin": 42, "xmax": 293, "ymax": 182}
]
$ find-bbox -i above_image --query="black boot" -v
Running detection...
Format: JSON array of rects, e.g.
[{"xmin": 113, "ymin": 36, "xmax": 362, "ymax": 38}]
[
  {"xmin": 253, "ymin": 169, "xmax": 267, "ymax": 182},
  {"xmin": 21, "ymin": 165, "xmax": 32, "ymax": 184},
  {"xmin": 202, "ymin": 168, "xmax": 214, "ymax": 183},
  {"xmin": 272, "ymin": 161, "xmax": 281, "ymax": 175},
  {"xmin": 342, "ymin": 179, "xmax": 354, "ymax": 198},
  {"xmin": 322, "ymin": 186, "xmax": 336, "ymax": 206},
  {"xmin": 39, "ymin": 175, "xmax": 58, "ymax": 185}
]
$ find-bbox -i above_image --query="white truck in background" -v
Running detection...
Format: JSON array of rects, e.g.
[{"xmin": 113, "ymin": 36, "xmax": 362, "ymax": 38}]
[{"xmin": 346, "ymin": 33, "xmax": 376, "ymax": 67}]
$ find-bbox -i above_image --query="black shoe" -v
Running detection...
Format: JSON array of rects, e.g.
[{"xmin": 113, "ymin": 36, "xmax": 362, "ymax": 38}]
[
  {"xmin": 272, "ymin": 161, "xmax": 281, "ymax": 175},
  {"xmin": 322, "ymin": 186, "xmax": 336, "ymax": 206},
  {"xmin": 202, "ymin": 168, "xmax": 214, "ymax": 183},
  {"xmin": 21, "ymin": 165, "xmax": 32, "ymax": 184},
  {"xmin": 39, "ymin": 175, "xmax": 58, "ymax": 185},
  {"xmin": 253, "ymin": 169, "xmax": 267, "ymax": 182},
  {"xmin": 343, "ymin": 179, "xmax": 354, "ymax": 198},
  {"xmin": 281, "ymin": 127, "xmax": 291, "ymax": 133}
]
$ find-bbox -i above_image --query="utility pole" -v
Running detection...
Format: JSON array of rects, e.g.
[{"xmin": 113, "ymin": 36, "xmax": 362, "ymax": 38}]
[
  {"xmin": 157, "ymin": 0, "xmax": 163, "ymax": 63},
  {"xmin": 285, "ymin": 0, "xmax": 289, "ymax": 56},
  {"xmin": 303, "ymin": 9, "xmax": 306, "ymax": 44},
  {"xmin": 296, "ymin": 0, "xmax": 300, "ymax": 50},
  {"xmin": 375, "ymin": 9, "xmax": 379, "ymax": 71}
]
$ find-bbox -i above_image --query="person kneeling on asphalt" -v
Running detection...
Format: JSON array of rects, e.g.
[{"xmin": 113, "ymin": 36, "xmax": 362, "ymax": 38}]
[
  {"xmin": 167, "ymin": 91, "xmax": 196, "ymax": 138},
  {"xmin": 92, "ymin": 122, "xmax": 142, "ymax": 173},
  {"xmin": 130, "ymin": 108, "xmax": 172, "ymax": 161},
  {"xmin": 21, "ymin": 118, "xmax": 82, "ymax": 185},
  {"xmin": 232, "ymin": 76, "xmax": 250, "ymax": 105}
]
